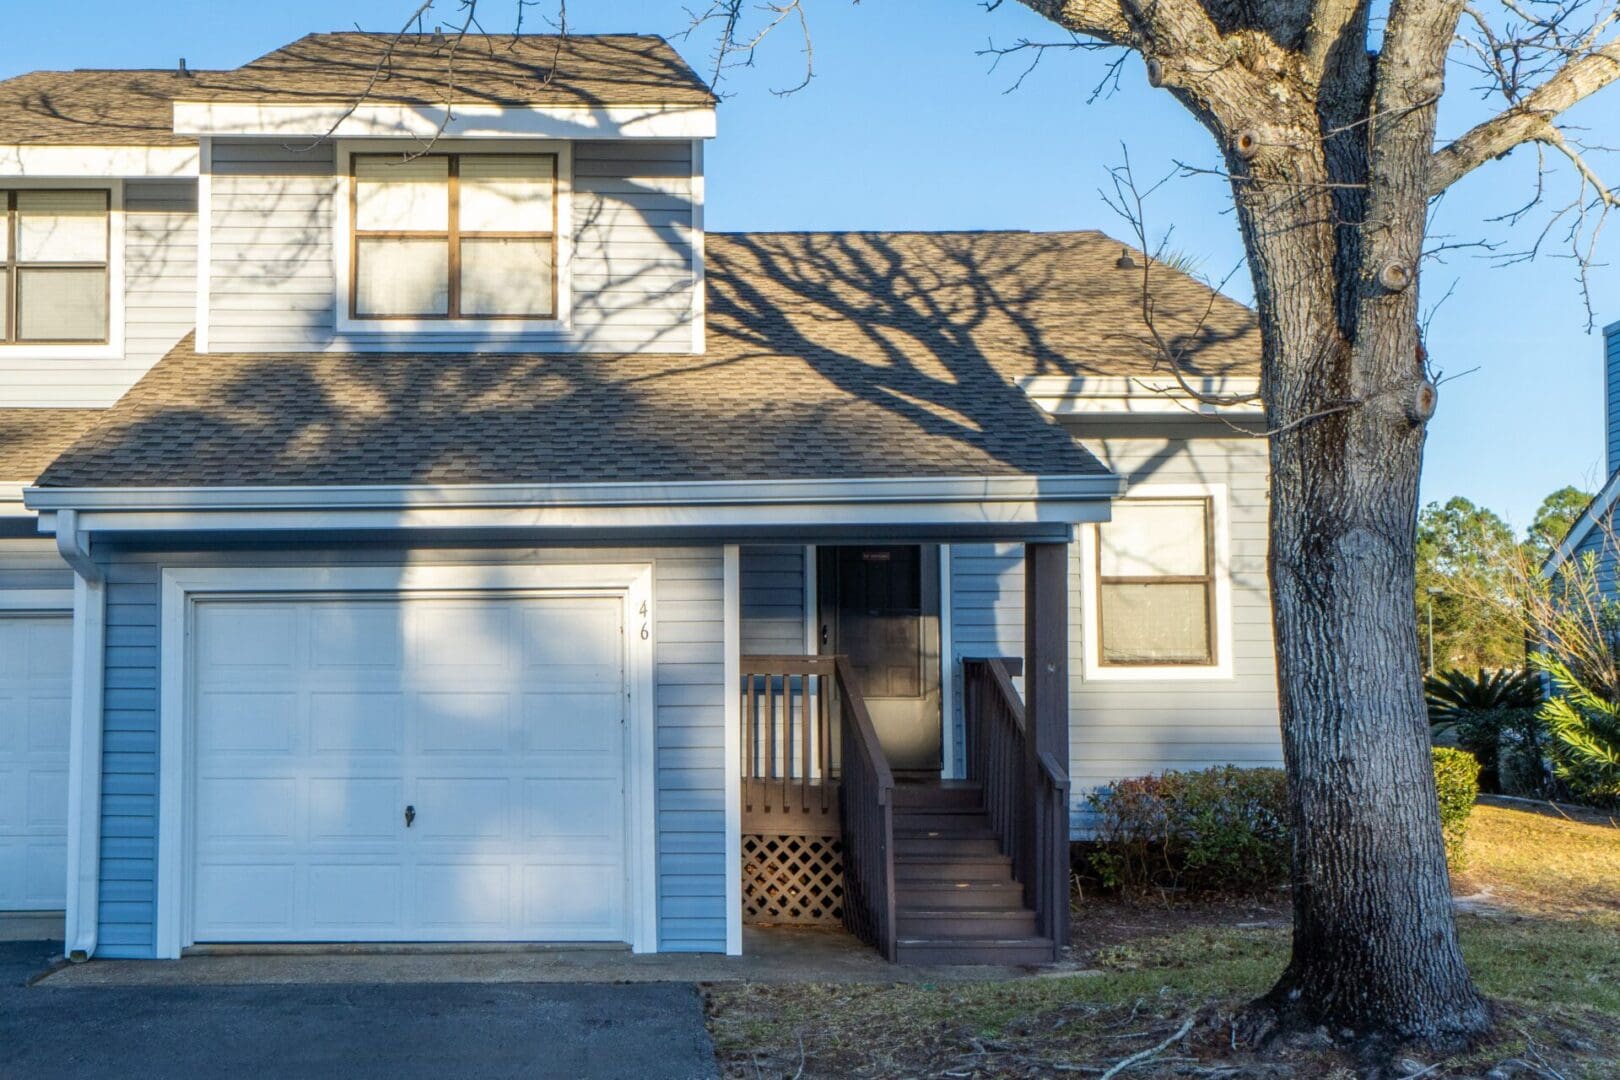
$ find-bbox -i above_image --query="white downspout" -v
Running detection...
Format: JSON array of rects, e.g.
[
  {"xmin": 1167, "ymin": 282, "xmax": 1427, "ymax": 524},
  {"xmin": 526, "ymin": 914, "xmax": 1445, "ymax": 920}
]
[{"xmin": 56, "ymin": 509, "xmax": 105, "ymax": 962}]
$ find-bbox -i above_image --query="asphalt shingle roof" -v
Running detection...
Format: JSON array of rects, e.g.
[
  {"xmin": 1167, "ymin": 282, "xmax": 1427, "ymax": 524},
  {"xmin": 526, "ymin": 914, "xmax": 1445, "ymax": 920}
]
[
  {"xmin": 0, "ymin": 409, "xmax": 105, "ymax": 481},
  {"xmin": 0, "ymin": 34, "xmax": 712, "ymax": 147},
  {"xmin": 35, "ymin": 230, "xmax": 1258, "ymax": 490}
]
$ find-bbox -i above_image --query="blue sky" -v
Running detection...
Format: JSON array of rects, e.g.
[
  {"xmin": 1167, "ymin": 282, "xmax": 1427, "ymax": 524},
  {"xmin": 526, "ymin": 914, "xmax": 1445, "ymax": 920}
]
[{"xmin": 5, "ymin": 1, "xmax": 1615, "ymax": 530}]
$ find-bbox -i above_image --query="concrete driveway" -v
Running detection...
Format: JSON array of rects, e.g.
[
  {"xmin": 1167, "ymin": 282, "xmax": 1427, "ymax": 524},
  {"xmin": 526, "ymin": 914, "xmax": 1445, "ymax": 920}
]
[{"xmin": 1, "ymin": 942, "xmax": 718, "ymax": 1079}]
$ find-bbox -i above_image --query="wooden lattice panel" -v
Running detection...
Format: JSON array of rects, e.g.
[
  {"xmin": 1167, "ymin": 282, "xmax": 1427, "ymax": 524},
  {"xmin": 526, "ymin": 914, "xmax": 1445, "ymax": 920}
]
[{"xmin": 742, "ymin": 834, "xmax": 845, "ymax": 925}]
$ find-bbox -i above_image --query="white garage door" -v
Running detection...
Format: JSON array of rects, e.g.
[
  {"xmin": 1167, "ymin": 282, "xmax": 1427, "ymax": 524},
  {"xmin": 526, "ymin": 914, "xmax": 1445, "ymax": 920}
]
[
  {"xmin": 0, "ymin": 614, "xmax": 71, "ymax": 913},
  {"xmin": 190, "ymin": 594, "xmax": 629, "ymax": 943}
]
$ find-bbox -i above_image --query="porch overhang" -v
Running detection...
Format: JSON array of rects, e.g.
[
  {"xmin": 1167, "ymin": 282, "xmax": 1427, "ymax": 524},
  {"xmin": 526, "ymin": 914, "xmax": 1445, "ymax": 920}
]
[{"xmin": 24, "ymin": 473, "xmax": 1123, "ymax": 545}]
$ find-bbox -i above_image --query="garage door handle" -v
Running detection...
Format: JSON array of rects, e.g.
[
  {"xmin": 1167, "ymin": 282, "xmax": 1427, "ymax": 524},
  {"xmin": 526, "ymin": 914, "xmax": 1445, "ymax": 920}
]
[{"xmin": 404, "ymin": 805, "xmax": 416, "ymax": 828}]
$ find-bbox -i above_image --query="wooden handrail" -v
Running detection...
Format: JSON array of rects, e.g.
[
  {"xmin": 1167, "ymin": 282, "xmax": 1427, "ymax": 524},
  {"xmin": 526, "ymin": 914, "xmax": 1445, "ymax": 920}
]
[
  {"xmin": 962, "ymin": 657, "xmax": 1068, "ymax": 960},
  {"xmin": 832, "ymin": 655, "xmax": 897, "ymax": 961}
]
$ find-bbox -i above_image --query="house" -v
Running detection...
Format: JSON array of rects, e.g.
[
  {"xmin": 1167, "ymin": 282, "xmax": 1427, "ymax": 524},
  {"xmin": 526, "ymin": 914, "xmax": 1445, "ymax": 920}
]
[
  {"xmin": 0, "ymin": 32, "xmax": 1280, "ymax": 965},
  {"xmin": 1543, "ymin": 319, "xmax": 1620, "ymax": 579}
]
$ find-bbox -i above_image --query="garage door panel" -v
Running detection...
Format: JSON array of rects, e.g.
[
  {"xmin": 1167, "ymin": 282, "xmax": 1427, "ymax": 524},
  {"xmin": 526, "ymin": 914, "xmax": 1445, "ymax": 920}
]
[
  {"xmin": 309, "ymin": 863, "xmax": 404, "ymax": 928},
  {"xmin": 310, "ymin": 692, "xmax": 405, "ymax": 754},
  {"xmin": 25, "ymin": 619, "xmax": 71, "ymax": 677},
  {"xmin": 0, "ymin": 614, "xmax": 71, "ymax": 912},
  {"xmin": 28, "ymin": 696, "xmax": 70, "ymax": 752},
  {"xmin": 307, "ymin": 777, "xmax": 403, "ymax": 840},
  {"xmin": 416, "ymin": 692, "xmax": 510, "ymax": 753},
  {"xmin": 415, "ymin": 862, "xmax": 512, "ymax": 929},
  {"xmin": 197, "ymin": 691, "xmax": 298, "ymax": 753},
  {"xmin": 198, "ymin": 605, "xmax": 297, "ymax": 669},
  {"xmin": 523, "ymin": 692, "xmax": 622, "ymax": 753},
  {"xmin": 309, "ymin": 604, "xmax": 403, "ymax": 669},
  {"xmin": 198, "ymin": 777, "xmax": 298, "ymax": 841},
  {"xmin": 191, "ymin": 593, "xmax": 630, "ymax": 943},
  {"xmin": 26, "ymin": 769, "xmax": 68, "ymax": 828},
  {"xmin": 408, "ymin": 604, "xmax": 518, "ymax": 671},
  {"xmin": 523, "ymin": 779, "xmax": 623, "ymax": 845},
  {"xmin": 194, "ymin": 863, "xmax": 296, "ymax": 931}
]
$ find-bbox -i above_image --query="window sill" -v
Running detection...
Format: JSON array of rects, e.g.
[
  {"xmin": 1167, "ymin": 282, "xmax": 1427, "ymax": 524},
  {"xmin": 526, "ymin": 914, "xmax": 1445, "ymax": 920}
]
[
  {"xmin": 334, "ymin": 316, "xmax": 569, "ymax": 336},
  {"xmin": 1080, "ymin": 660, "xmax": 1235, "ymax": 682}
]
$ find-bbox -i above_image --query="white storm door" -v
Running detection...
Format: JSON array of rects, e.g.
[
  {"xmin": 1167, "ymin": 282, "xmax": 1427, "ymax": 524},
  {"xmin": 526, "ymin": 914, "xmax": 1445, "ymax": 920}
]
[
  {"xmin": 189, "ymin": 593, "xmax": 628, "ymax": 943},
  {"xmin": 0, "ymin": 614, "xmax": 72, "ymax": 912}
]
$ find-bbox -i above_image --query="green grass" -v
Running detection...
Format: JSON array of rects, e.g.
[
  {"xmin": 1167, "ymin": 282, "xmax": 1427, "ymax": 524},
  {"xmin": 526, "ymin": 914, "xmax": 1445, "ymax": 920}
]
[{"xmin": 706, "ymin": 802, "xmax": 1620, "ymax": 1077}]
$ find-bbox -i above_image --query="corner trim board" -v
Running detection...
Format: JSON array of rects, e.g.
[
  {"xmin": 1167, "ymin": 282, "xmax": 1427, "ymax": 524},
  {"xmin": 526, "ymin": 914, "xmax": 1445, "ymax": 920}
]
[
  {"xmin": 64, "ymin": 574, "xmax": 105, "ymax": 960},
  {"xmin": 722, "ymin": 545, "xmax": 743, "ymax": 956}
]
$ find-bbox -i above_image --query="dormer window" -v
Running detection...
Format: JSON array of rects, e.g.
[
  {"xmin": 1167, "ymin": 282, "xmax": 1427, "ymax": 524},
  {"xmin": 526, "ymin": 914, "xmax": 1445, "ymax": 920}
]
[
  {"xmin": 350, "ymin": 153, "xmax": 557, "ymax": 321},
  {"xmin": 2, "ymin": 190, "xmax": 111, "ymax": 344}
]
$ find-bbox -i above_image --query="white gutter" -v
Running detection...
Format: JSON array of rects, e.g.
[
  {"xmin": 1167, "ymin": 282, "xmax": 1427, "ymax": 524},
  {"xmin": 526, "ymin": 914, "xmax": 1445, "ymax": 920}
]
[
  {"xmin": 26, "ymin": 474, "xmax": 1122, "ymax": 538},
  {"xmin": 1018, "ymin": 375, "xmax": 1265, "ymax": 419},
  {"xmin": 53, "ymin": 509, "xmax": 102, "ymax": 584},
  {"xmin": 64, "ymin": 571, "xmax": 106, "ymax": 962},
  {"xmin": 172, "ymin": 102, "xmax": 717, "ymax": 140}
]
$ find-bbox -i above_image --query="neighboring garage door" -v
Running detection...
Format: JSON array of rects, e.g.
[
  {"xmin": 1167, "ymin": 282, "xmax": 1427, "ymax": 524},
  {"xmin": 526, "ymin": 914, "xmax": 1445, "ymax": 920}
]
[
  {"xmin": 0, "ymin": 614, "xmax": 71, "ymax": 913},
  {"xmin": 190, "ymin": 594, "xmax": 629, "ymax": 943}
]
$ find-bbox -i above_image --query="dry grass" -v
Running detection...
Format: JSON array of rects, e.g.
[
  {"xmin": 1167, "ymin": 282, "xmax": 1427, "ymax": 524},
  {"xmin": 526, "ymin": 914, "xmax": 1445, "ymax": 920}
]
[{"xmin": 705, "ymin": 802, "xmax": 1620, "ymax": 1078}]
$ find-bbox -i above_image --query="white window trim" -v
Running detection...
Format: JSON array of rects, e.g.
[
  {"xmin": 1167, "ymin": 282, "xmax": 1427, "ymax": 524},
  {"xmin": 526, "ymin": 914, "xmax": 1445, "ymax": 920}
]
[
  {"xmin": 0, "ymin": 588, "xmax": 73, "ymax": 612},
  {"xmin": 154, "ymin": 561, "xmax": 659, "ymax": 959},
  {"xmin": 1078, "ymin": 483, "xmax": 1235, "ymax": 681},
  {"xmin": 0, "ymin": 179, "xmax": 126, "ymax": 361},
  {"xmin": 332, "ymin": 140, "xmax": 574, "ymax": 335}
]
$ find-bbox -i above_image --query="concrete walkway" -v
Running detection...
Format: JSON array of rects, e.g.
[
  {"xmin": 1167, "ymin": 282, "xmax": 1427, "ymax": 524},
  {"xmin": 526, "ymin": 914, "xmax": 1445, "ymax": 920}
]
[
  {"xmin": 39, "ymin": 927, "xmax": 1060, "ymax": 988},
  {"xmin": 2, "ymin": 941, "xmax": 718, "ymax": 1080}
]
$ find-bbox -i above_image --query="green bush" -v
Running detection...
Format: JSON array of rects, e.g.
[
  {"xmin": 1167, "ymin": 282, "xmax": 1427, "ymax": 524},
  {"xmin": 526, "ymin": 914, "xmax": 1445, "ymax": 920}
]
[
  {"xmin": 1086, "ymin": 756, "xmax": 1481, "ymax": 895},
  {"xmin": 1084, "ymin": 766, "xmax": 1291, "ymax": 895},
  {"xmin": 1532, "ymin": 655, "xmax": 1620, "ymax": 807},
  {"xmin": 1432, "ymin": 747, "xmax": 1481, "ymax": 866},
  {"xmin": 1425, "ymin": 668, "xmax": 1546, "ymax": 796}
]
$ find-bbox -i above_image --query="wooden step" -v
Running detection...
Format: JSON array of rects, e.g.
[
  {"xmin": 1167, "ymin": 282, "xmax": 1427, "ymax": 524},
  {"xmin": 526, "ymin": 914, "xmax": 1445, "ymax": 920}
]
[
  {"xmin": 895, "ymin": 854, "xmax": 1015, "ymax": 882},
  {"xmin": 894, "ymin": 936, "xmax": 1056, "ymax": 966},
  {"xmin": 893, "ymin": 832, "xmax": 1003, "ymax": 857},
  {"xmin": 896, "ymin": 908, "xmax": 1037, "ymax": 938},
  {"xmin": 896, "ymin": 880, "xmax": 1026, "ymax": 910},
  {"xmin": 892, "ymin": 809, "xmax": 990, "ymax": 831},
  {"xmin": 891, "ymin": 782, "xmax": 984, "ymax": 810}
]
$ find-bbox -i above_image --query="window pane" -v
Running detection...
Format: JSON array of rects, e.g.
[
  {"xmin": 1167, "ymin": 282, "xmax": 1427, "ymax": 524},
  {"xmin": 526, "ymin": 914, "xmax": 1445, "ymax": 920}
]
[
  {"xmin": 0, "ymin": 269, "xmax": 8, "ymax": 339},
  {"xmin": 459, "ymin": 156, "xmax": 554, "ymax": 232},
  {"xmin": 355, "ymin": 237, "xmax": 449, "ymax": 317},
  {"xmin": 16, "ymin": 268, "xmax": 108, "ymax": 341},
  {"xmin": 1099, "ymin": 500, "xmax": 1208, "ymax": 577},
  {"xmin": 1099, "ymin": 582, "xmax": 1211, "ymax": 664},
  {"xmin": 16, "ymin": 190, "xmax": 107, "ymax": 262},
  {"xmin": 0, "ymin": 195, "xmax": 9, "ymax": 262},
  {"xmin": 460, "ymin": 238, "xmax": 553, "ymax": 316},
  {"xmin": 354, "ymin": 157, "xmax": 449, "ymax": 231}
]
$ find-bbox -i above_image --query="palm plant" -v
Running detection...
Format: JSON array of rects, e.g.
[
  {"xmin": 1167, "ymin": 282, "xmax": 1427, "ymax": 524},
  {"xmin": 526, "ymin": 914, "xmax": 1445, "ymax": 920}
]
[
  {"xmin": 1532, "ymin": 656, "xmax": 1620, "ymax": 806},
  {"xmin": 1425, "ymin": 668, "xmax": 1544, "ymax": 795}
]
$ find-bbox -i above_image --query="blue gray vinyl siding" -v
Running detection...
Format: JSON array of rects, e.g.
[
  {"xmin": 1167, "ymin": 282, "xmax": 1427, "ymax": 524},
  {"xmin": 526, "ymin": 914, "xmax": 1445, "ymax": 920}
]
[
  {"xmin": 1607, "ymin": 322, "xmax": 1620, "ymax": 477},
  {"xmin": 0, "ymin": 538, "xmax": 73, "ymax": 592},
  {"xmin": 92, "ymin": 544, "xmax": 727, "ymax": 957},
  {"xmin": 0, "ymin": 179, "xmax": 198, "ymax": 408},
  {"xmin": 949, "ymin": 434, "xmax": 1282, "ymax": 834},
  {"xmin": 207, "ymin": 139, "xmax": 697, "ymax": 354},
  {"xmin": 739, "ymin": 545, "xmax": 808, "ymax": 655}
]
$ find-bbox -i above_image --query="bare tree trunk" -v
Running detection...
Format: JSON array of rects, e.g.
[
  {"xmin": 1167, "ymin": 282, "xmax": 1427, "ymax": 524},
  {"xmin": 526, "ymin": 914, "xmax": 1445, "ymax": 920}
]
[{"xmin": 1225, "ymin": 47, "xmax": 1493, "ymax": 1042}]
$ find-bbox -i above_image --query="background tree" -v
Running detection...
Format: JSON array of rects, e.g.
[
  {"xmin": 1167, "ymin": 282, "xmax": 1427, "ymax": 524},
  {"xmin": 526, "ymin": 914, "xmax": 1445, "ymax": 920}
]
[
  {"xmin": 1416, "ymin": 497, "xmax": 1523, "ymax": 671},
  {"xmin": 1526, "ymin": 485, "xmax": 1595, "ymax": 566},
  {"xmin": 398, "ymin": 0, "xmax": 1620, "ymax": 1056}
]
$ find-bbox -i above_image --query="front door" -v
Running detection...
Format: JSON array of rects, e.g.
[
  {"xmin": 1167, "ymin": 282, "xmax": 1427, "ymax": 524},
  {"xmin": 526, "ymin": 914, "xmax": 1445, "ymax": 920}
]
[{"xmin": 818, "ymin": 546, "xmax": 942, "ymax": 774}]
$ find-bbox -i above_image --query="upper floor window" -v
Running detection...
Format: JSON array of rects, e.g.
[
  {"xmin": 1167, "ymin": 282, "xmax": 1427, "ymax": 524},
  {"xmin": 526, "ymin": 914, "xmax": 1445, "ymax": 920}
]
[
  {"xmin": 1, "ymin": 190, "xmax": 110, "ymax": 344},
  {"xmin": 350, "ymin": 154, "xmax": 557, "ymax": 321},
  {"xmin": 1095, "ymin": 497, "xmax": 1216, "ymax": 666}
]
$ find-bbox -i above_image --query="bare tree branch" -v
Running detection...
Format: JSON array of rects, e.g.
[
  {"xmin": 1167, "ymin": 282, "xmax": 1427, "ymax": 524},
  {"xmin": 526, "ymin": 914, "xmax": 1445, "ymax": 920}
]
[{"xmin": 1430, "ymin": 40, "xmax": 1620, "ymax": 194}]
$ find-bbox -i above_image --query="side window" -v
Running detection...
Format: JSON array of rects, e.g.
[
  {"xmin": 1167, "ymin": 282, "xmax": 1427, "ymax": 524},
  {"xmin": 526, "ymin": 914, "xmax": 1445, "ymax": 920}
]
[
  {"xmin": 2, "ymin": 190, "xmax": 111, "ymax": 344},
  {"xmin": 1095, "ymin": 497, "xmax": 1215, "ymax": 666},
  {"xmin": 350, "ymin": 154, "xmax": 557, "ymax": 321}
]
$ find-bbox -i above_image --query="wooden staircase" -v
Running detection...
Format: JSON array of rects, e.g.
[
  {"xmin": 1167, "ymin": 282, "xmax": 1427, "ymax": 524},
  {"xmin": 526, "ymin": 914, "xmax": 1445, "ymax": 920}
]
[{"xmin": 891, "ymin": 780, "xmax": 1056, "ymax": 964}]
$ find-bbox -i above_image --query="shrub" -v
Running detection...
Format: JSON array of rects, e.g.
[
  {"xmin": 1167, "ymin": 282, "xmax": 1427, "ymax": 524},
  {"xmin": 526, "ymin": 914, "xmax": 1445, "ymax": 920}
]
[
  {"xmin": 1084, "ymin": 765, "xmax": 1290, "ymax": 896},
  {"xmin": 1532, "ymin": 655, "xmax": 1620, "ymax": 807},
  {"xmin": 1425, "ymin": 668, "xmax": 1546, "ymax": 796},
  {"xmin": 1432, "ymin": 747, "xmax": 1481, "ymax": 866},
  {"xmin": 1086, "ymin": 756, "xmax": 1481, "ymax": 895}
]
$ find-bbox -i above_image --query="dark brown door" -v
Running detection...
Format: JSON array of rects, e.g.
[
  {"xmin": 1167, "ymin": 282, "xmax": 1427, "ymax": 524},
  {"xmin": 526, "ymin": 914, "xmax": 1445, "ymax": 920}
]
[{"xmin": 819, "ymin": 545, "xmax": 942, "ymax": 774}]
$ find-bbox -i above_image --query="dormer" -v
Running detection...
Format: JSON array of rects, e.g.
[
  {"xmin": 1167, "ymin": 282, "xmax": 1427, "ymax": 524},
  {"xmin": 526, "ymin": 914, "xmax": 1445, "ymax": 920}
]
[{"xmin": 173, "ymin": 33, "xmax": 715, "ymax": 355}]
